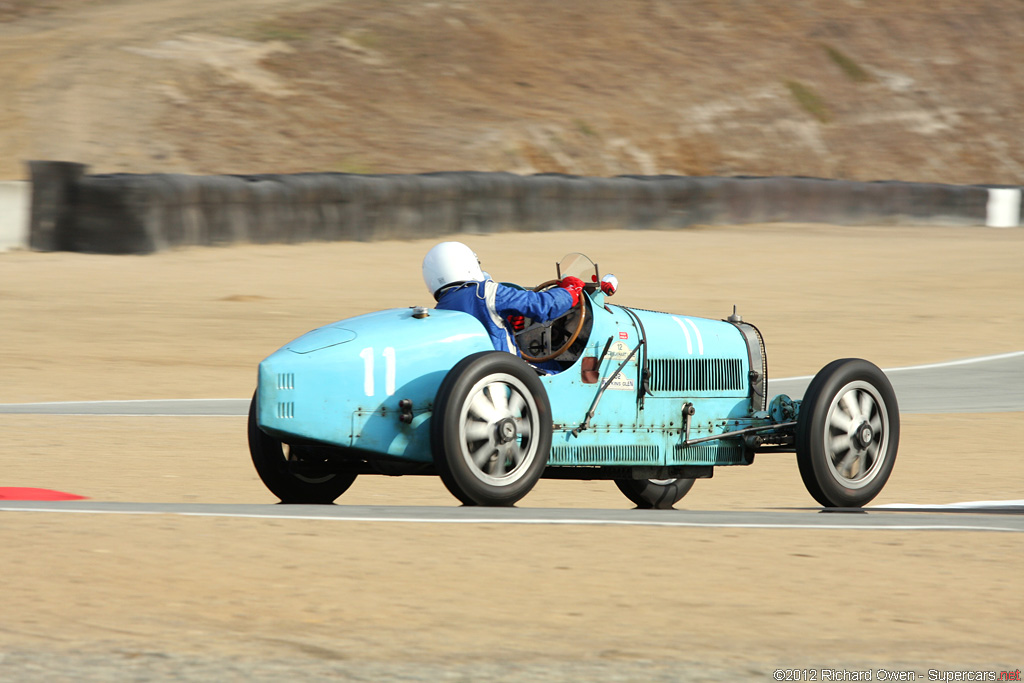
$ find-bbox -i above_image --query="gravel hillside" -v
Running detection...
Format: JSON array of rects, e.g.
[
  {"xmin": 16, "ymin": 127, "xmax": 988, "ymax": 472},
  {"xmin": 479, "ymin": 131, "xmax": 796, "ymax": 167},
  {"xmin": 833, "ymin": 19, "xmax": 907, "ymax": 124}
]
[{"xmin": 2, "ymin": 1, "xmax": 1023, "ymax": 184}]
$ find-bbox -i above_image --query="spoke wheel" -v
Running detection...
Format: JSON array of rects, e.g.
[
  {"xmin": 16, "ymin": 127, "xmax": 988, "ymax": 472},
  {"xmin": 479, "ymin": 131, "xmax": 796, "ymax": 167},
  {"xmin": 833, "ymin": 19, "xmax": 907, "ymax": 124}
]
[
  {"xmin": 614, "ymin": 477, "xmax": 695, "ymax": 509},
  {"xmin": 796, "ymin": 359, "xmax": 899, "ymax": 508},
  {"xmin": 248, "ymin": 393, "xmax": 356, "ymax": 504},
  {"xmin": 432, "ymin": 352, "xmax": 552, "ymax": 506}
]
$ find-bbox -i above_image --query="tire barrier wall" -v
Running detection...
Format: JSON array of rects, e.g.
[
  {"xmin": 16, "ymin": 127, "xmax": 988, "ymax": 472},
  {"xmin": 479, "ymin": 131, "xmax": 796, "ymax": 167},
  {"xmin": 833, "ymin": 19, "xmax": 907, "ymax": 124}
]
[{"xmin": 26, "ymin": 161, "xmax": 1020, "ymax": 254}]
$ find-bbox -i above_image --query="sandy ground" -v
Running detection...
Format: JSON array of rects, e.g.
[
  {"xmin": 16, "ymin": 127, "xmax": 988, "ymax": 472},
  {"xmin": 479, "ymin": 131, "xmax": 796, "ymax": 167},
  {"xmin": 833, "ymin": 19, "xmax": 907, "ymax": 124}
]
[{"xmin": 1, "ymin": 226, "xmax": 1023, "ymax": 678}]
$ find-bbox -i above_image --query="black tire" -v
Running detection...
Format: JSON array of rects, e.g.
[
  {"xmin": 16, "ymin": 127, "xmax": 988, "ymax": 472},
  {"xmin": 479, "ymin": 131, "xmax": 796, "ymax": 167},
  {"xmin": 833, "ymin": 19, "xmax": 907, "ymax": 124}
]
[
  {"xmin": 796, "ymin": 359, "xmax": 899, "ymax": 508},
  {"xmin": 431, "ymin": 352, "xmax": 552, "ymax": 506},
  {"xmin": 248, "ymin": 393, "xmax": 356, "ymax": 504},
  {"xmin": 614, "ymin": 477, "xmax": 695, "ymax": 509}
]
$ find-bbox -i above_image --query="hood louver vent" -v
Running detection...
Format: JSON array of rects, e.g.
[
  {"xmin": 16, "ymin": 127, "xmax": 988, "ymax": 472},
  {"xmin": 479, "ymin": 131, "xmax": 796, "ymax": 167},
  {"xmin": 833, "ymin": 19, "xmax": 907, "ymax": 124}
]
[{"xmin": 648, "ymin": 358, "xmax": 744, "ymax": 392}]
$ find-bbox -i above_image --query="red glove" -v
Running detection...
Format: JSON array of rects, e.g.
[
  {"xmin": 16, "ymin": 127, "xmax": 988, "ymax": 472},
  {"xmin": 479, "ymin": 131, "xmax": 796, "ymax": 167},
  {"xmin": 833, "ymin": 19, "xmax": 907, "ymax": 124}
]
[
  {"xmin": 558, "ymin": 276, "xmax": 585, "ymax": 306},
  {"xmin": 507, "ymin": 314, "xmax": 525, "ymax": 332},
  {"xmin": 600, "ymin": 274, "xmax": 618, "ymax": 296}
]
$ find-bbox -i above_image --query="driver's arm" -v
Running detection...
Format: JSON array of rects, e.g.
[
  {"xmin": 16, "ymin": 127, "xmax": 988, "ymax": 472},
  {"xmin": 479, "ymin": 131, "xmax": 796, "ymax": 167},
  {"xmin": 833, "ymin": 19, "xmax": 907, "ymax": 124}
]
[{"xmin": 493, "ymin": 284, "xmax": 574, "ymax": 323}]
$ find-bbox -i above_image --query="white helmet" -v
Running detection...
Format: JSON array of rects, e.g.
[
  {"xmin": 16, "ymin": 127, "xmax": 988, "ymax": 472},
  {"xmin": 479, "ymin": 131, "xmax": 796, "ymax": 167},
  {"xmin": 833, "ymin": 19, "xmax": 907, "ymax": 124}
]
[{"xmin": 422, "ymin": 241, "xmax": 485, "ymax": 298}]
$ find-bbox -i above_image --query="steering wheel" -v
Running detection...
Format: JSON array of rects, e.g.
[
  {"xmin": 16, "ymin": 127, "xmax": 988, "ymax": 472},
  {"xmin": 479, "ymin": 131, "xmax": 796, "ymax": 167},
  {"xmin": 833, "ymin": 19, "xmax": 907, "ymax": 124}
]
[{"xmin": 517, "ymin": 280, "xmax": 587, "ymax": 363}]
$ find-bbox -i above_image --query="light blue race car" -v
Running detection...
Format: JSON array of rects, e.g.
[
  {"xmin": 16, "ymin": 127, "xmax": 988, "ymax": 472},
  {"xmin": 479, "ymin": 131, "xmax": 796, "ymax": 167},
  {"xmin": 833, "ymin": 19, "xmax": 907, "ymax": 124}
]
[{"xmin": 249, "ymin": 253, "xmax": 899, "ymax": 508}]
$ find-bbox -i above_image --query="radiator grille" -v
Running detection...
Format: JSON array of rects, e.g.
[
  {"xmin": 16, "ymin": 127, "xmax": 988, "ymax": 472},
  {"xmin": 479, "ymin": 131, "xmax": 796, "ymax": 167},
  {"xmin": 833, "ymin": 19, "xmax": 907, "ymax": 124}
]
[
  {"xmin": 549, "ymin": 444, "xmax": 659, "ymax": 466},
  {"xmin": 671, "ymin": 442, "xmax": 746, "ymax": 465},
  {"xmin": 648, "ymin": 358, "xmax": 744, "ymax": 392}
]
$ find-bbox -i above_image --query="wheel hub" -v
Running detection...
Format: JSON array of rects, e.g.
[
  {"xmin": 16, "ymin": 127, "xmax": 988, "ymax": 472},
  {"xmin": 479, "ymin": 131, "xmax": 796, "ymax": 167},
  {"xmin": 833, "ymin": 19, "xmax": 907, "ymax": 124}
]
[
  {"xmin": 496, "ymin": 417, "xmax": 518, "ymax": 444},
  {"xmin": 853, "ymin": 421, "xmax": 873, "ymax": 449}
]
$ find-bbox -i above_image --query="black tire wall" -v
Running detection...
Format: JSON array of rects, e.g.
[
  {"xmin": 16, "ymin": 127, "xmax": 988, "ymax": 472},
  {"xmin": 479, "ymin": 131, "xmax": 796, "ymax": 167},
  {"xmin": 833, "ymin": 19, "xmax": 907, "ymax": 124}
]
[{"xmin": 27, "ymin": 161, "xmax": 995, "ymax": 254}]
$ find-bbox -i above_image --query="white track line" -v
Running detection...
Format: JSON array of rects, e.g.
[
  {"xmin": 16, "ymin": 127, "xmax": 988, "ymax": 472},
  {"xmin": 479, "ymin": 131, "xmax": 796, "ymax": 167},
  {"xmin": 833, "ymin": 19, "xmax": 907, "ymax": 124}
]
[
  {"xmin": 873, "ymin": 499, "xmax": 1024, "ymax": 510},
  {"xmin": 0, "ymin": 398, "xmax": 246, "ymax": 416},
  {"xmin": 0, "ymin": 398, "xmax": 242, "ymax": 407},
  {"xmin": 0, "ymin": 506, "xmax": 1020, "ymax": 532},
  {"xmin": 17, "ymin": 413, "xmax": 246, "ymax": 417},
  {"xmin": 0, "ymin": 413, "xmax": 243, "ymax": 417},
  {"xmin": 882, "ymin": 350, "xmax": 1024, "ymax": 372},
  {"xmin": 3, "ymin": 399, "xmax": 219, "ymax": 405},
  {"xmin": 772, "ymin": 350, "xmax": 1024, "ymax": 382}
]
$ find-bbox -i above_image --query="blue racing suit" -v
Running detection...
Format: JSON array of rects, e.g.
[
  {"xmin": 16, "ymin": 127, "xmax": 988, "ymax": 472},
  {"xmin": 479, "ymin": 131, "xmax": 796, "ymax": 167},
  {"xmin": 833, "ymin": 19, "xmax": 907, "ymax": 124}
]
[{"xmin": 436, "ymin": 280, "xmax": 574, "ymax": 356}]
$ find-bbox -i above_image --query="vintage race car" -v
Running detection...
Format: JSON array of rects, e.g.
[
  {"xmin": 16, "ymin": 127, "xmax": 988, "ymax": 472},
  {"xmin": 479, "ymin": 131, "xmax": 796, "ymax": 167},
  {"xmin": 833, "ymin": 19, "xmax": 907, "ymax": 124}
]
[{"xmin": 248, "ymin": 253, "xmax": 899, "ymax": 508}]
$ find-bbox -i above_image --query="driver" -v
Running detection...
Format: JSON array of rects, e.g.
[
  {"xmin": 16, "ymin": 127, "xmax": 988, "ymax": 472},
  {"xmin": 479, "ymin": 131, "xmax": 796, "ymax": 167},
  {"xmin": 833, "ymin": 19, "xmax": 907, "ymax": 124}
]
[{"xmin": 422, "ymin": 241, "xmax": 585, "ymax": 357}]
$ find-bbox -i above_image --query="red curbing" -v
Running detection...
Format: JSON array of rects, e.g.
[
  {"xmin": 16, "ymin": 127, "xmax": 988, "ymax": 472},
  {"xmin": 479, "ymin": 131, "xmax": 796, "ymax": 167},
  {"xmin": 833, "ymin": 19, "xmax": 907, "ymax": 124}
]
[{"xmin": 0, "ymin": 487, "xmax": 87, "ymax": 501}]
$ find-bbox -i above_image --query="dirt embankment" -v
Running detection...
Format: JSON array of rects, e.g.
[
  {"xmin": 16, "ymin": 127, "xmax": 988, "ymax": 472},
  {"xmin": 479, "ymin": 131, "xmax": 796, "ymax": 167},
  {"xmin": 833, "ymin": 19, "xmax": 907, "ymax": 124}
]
[{"xmin": 2, "ymin": 1, "xmax": 1024, "ymax": 184}]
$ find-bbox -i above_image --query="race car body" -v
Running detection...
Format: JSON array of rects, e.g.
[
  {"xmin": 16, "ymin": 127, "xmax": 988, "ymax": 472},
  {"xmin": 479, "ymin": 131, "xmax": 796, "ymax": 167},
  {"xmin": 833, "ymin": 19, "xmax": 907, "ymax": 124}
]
[{"xmin": 250, "ymin": 253, "xmax": 898, "ymax": 508}]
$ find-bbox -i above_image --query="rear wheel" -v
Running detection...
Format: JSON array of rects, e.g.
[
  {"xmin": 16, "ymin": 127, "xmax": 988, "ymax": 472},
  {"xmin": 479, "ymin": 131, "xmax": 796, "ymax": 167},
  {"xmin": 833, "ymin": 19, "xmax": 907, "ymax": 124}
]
[
  {"xmin": 248, "ymin": 393, "xmax": 356, "ymax": 503},
  {"xmin": 615, "ymin": 477, "xmax": 695, "ymax": 509},
  {"xmin": 796, "ymin": 359, "xmax": 899, "ymax": 508},
  {"xmin": 431, "ymin": 352, "xmax": 552, "ymax": 506}
]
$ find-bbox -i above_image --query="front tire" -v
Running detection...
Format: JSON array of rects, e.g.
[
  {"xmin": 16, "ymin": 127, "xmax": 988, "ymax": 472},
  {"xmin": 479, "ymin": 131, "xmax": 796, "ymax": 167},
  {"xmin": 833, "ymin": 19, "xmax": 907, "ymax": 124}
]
[
  {"xmin": 248, "ymin": 393, "xmax": 356, "ymax": 504},
  {"xmin": 431, "ymin": 352, "xmax": 552, "ymax": 506},
  {"xmin": 615, "ymin": 477, "xmax": 695, "ymax": 509},
  {"xmin": 796, "ymin": 359, "xmax": 899, "ymax": 508}
]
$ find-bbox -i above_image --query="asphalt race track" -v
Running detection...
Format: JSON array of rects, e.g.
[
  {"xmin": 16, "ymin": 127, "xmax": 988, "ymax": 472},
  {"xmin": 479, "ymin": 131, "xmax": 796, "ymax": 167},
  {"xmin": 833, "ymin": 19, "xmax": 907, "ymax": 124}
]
[
  {"xmin": 770, "ymin": 351, "xmax": 1024, "ymax": 414},
  {"xmin": 1, "ymin": 500, "xmax": 1023, "ymax": 532},
  {"xmin": 2, "ymin": 352, "xmax": 1022, "ymax": 528}
]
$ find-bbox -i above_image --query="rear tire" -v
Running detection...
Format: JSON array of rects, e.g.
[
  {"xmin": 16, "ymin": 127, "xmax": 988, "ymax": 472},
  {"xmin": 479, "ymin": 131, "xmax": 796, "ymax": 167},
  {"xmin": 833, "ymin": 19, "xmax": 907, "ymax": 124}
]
[
  {"xmin": 248, "ymin": 393, "xmax": 356, "ymax": 504},
  {"xmin": 796, "ymin": 359, "xmax": 899, "ymax": 508},
  {"xmin": 431, "ymin": 352, "xmax": 552, "ymax": 506},
  {"xmin": 615, "ymin": 478, "xmax": 695, "ymax": 509}
]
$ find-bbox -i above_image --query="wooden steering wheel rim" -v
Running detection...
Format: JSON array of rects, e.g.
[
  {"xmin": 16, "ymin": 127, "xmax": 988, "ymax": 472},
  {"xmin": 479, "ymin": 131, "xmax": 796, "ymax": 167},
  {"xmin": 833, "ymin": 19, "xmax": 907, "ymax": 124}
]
[{"xmin": 518, "ymin": 280, "xmax": 587, "ymax": 363}]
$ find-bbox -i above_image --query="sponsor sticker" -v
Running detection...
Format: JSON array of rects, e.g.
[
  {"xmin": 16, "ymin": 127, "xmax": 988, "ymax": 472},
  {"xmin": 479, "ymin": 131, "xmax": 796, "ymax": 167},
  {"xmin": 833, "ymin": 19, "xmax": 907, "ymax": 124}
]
[
  {"xmin": 605, "ymin": 340, "xmax": 633, "ymax": 361},
  {"xmin": 601, "ymin": 373, "xmax": 635, "ymax": 391}
]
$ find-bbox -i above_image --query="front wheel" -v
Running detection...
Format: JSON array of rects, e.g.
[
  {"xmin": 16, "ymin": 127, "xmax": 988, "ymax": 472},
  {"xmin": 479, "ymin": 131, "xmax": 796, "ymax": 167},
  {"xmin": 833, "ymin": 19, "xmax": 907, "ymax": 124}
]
[
  {"xmin": 615, "ymin": 478, "xmax": 695, "ymax": 509},
  {"xmin": 796, "ymin": 359, "xmax": 899, "ymax": 508},
  {"xmin": 431, "ymin": 352, "xmax": 552, "ymax": 506},
  {"xmin": 248, "ymin": 393, "xmax": 356, "ymax": 503}
]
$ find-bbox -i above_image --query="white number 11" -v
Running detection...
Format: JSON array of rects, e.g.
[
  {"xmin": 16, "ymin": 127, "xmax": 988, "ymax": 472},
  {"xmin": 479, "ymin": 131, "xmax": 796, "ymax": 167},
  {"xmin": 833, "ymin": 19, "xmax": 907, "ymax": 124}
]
[{"xmin": 360, "ymin": 347, "xmax": 396, "ymax": 397}]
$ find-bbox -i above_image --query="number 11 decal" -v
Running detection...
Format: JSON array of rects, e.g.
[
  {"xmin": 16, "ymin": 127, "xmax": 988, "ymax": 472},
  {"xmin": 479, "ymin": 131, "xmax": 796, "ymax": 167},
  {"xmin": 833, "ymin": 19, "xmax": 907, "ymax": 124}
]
[{"xmin": 360, "ymin": 347, "xmax": 396, "ymax": 397}]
